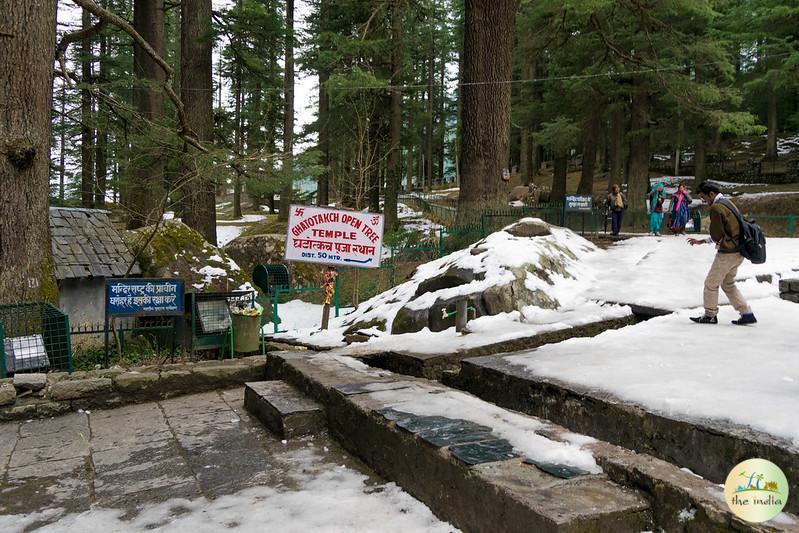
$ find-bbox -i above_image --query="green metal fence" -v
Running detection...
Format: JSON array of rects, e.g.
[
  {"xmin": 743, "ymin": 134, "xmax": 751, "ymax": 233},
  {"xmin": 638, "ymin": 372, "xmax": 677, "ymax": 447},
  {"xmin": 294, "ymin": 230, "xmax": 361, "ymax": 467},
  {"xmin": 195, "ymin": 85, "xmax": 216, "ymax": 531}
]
[{"xmin": 0, "ymin": 303, "xmax": 72, "ymax": 378}]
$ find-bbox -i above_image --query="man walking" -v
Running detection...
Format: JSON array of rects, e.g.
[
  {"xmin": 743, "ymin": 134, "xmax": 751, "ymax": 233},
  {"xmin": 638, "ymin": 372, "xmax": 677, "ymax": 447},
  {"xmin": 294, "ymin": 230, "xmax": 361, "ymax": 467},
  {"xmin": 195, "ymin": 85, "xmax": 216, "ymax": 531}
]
[{"xmin": 688, "ymin": 182, "xmax": 756, "ymax": 325}]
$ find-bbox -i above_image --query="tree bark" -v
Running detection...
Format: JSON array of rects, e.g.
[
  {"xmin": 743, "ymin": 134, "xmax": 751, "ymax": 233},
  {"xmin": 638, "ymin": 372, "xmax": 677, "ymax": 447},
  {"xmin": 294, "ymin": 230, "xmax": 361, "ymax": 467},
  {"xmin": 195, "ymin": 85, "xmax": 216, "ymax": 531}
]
[
  {"xmin": 58, "ymin": 83, "xmax": 66, "ymax": 202},
  {"xmin": 0, "ymin": 0, "xmax": 59, "ymax": 303},
  {"xmin": 180, "ymin": 0, "xmax": 217, "ymax": 244},
  {"xmin": 766, "ymin": 88, "xmax": 778, "ymax": 160},
  {"xmin": 457, "ymin": 0, "xmax": 518, "ymax": 223},
  {"xmin": 577, "ymin": 113, "xmax": 599, "ymax": 195},
  {"xmin": 694, "ymin": 125, "xmax": 707, "ymax": 182},
  {"xmin": 384, "ymin": 0, "xmax": 403, "ymax": 231},
  {"xmin": 232, "ymin": 11, "xmax": 243, "ymax": 220},
  {"xmin": 609, "ymin": 104, "xmax": 625, "ymax": 192},
  {"xmin": 551, "ymin": 150, "xmax": 567, "ymax": 204},
  {"xmin": 81, "ymin": 7, "xmax": 95, "ymax": 208},
  {"xmin": 95, "ymin": 14, "xmax": 108, "ymax": 208},
  {"xmin": 279, "ymin": 0, "xmax": 295, "ymax": 221},
  {"xmin": 425, "ymin": 55, "xmax": 434, "ymax": 187},
  {"xmin": 626, "ymin": 83, "xmax": 650, "ymax": 211},
  {"xmin": 128, "ymin": 0, "xmax": 165, "ymax": 229}
]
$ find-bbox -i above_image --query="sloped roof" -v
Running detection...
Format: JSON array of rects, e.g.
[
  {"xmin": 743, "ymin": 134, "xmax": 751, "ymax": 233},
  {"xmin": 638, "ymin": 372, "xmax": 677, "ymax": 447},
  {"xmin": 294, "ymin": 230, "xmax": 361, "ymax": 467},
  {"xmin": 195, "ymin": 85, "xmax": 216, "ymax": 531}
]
[{"xmin": 49, "ymin": 207, "xmax": 141, "ymax": 280}]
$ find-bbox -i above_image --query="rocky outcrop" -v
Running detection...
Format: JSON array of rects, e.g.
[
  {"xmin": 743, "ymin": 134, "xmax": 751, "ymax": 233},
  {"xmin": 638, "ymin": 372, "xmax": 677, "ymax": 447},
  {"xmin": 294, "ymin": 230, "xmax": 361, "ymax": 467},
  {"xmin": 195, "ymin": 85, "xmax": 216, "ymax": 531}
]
[{"xmin": 390, "ymin": 219, "xmax": 573, "ymax": 334}]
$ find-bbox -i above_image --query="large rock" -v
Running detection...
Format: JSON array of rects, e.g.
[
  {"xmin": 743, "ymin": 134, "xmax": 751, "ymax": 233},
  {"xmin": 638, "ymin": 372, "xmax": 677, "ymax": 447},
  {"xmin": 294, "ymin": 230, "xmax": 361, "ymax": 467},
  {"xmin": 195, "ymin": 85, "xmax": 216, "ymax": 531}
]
[
  {"xmin": 49, "ymin": 378, "xmax": 113, "ymax": 401},
  {"xmin": 0, "ymin": 383, "xmax": 16, "ymax": 406},
  {"xmin": 504, "ymin": 219, "xmax": 552, "ymax": 238},
  {"xmin": 415, "ymin": 267, "xmax": 478, "ymax": 297},
  {"xmin": 13, "ymin": 373, "xmax": 47, "ymax": 392}
]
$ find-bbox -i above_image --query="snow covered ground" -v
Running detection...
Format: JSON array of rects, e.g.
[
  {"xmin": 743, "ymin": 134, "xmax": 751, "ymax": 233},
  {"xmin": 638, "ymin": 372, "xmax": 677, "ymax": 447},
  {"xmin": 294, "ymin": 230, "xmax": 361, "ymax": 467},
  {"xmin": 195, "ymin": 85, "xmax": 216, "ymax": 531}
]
[
  {"xmin": 216, "ymin": 225, "xmax": 245, "ymax": 246},
  {"xmin": 586, "ymin": 235, "xmax": 798, "ymax": 310},
  {"xmin": 0, "ymin": 447, "xmax": 456, "ymax": 533},
  {"xmin": 504, "ymin": 296, "xmax": 799, "ymax": 445},
  {"xmin": 262, "ymin": 299, "xmax": 354, "ymax": 333}
]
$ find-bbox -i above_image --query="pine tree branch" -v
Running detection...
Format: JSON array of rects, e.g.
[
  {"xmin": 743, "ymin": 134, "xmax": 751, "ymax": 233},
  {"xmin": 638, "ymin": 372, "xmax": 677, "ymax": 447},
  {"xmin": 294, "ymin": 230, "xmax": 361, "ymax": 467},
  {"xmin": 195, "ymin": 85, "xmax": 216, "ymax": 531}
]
[{"xmin": 69, "ymin": 0, "xmax": 207, "ymax": 154}]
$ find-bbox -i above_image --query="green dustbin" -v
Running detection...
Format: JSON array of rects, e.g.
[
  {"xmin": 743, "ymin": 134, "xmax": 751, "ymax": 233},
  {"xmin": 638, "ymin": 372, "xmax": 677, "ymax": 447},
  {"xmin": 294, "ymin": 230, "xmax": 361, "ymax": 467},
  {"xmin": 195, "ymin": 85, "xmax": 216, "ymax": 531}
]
[{"xmin": 231, "ymin": 313, "xmax": 261, "ymax": 354}]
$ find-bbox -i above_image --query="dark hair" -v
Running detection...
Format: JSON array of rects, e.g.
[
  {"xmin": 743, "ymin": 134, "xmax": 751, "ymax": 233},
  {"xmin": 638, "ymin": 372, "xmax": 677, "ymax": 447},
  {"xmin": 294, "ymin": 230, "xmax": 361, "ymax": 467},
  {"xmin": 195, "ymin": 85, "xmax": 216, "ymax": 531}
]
[{"xmin": 696, "ymin": 182, "xmax": 720, "ymax": 194}]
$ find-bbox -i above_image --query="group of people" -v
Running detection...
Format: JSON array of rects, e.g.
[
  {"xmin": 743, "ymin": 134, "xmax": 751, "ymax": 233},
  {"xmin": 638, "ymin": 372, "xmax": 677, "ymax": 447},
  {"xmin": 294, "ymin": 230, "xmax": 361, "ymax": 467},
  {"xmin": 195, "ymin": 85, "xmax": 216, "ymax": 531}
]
[
  {"xmin": 605, "ymin": 181, "xmax": 757, "ymax": 326},
  {"xmin": 605, "ymin": 181, "xmax": 693, "ymax": 237}
]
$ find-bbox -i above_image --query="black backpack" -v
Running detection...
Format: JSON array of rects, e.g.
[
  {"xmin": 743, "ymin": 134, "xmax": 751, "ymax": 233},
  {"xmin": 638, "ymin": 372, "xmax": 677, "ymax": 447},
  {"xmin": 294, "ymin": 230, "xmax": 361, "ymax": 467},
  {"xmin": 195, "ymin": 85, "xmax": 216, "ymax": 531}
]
[{"xmin": 717, "ymin": 199, "xmax": 767, "ymax": 264}]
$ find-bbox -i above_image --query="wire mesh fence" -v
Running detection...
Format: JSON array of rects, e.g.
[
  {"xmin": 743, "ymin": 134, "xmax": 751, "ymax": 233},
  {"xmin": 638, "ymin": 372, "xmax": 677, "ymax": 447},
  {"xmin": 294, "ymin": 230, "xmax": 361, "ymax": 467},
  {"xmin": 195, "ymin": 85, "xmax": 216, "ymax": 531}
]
[{"xmin": 0, "ymin": 303, "xmax": 72, "ymax": 377}]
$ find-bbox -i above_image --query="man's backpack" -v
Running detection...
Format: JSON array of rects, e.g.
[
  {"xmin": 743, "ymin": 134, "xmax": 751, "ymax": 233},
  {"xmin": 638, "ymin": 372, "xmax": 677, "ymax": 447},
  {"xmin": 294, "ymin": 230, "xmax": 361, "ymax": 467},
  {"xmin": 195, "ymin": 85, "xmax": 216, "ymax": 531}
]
[{"xmin": 717, "ymin": 199, "xmax": 767, "ymax": 264}]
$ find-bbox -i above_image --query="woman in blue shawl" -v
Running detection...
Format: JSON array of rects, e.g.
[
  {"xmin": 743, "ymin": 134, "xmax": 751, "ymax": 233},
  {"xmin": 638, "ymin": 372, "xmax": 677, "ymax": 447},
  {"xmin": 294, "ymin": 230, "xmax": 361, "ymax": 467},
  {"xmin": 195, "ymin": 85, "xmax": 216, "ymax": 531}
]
[
  {"xmin": 669, "ymin": 183, "xmax": 692, "ymax": 234},
  {"xmin": 647, "ymin": 182, "xmax": 665, "ymax": 235}
]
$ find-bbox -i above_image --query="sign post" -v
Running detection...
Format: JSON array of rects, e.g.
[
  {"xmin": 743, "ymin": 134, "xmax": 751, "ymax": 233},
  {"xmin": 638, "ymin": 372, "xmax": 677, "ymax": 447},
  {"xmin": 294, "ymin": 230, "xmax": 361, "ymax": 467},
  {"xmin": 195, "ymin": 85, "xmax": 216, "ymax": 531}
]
[
  {"xmin": 284, "ymin": 205, "xmax": 384, "ymax": 268},
  {"xmin": 103, "ymin": 278, "xmax": 184, "ymax": 367},
  {"xmin": 284, "ymin": 205, "xmax": 384, "ymax": 329},
  {"xmin": 565, "ymin": 195, "xmax": 594, "ymax": 235}
]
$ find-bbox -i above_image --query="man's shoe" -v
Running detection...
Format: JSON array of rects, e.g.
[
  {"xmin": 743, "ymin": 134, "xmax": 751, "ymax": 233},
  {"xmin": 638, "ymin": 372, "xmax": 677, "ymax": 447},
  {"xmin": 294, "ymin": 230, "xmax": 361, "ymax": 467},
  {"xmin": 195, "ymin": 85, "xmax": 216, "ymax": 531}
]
[
  {"xmin": 732, "ymin": 313, "xmax": 757, "ymax": 326},
  {"xmin": 690, "ymin": 315, "xmax": 718, "ymax": 324}
]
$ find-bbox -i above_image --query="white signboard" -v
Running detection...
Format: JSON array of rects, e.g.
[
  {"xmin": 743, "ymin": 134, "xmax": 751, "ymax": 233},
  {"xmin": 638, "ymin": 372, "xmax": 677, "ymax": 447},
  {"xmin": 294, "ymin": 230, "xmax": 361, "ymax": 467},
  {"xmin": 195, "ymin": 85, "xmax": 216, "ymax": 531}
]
[{"xmin": 284, "ymin": 205, "xmax": 384, "ymax": 268}]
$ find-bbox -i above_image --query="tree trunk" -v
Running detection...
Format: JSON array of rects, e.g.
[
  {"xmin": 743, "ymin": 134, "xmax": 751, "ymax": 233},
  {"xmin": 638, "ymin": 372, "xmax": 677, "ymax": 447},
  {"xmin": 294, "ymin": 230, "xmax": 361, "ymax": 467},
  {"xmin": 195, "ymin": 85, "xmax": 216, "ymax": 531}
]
[
  {"xmin": 457, "ymin": 0, "xmax": 518, "ymax": 223},
  {"xmin": 128, "ymin": 0, "xmax": 166, "ymax": 229},
  {"xmin": 384, "ymin": 0, "xmax": 403, "ymax": 231},
  {"xmin": 425, "ymin": 55, "xmax": 434, "ymax": 187},
  {"xmin": 95, "ymin": 18, "xmax": 108, "ymax": 208},
  {"xmin": 180, "ymin": 0, "xmax": 217, "ymax": 244},
  {"xmin": 609, "ymin": 104, "xmax": 625, "ymax": 192},
  {"xmin": 279, "ymin": 0, "xmax": 295, "ymax": 221},
  {"xmin": 0, "ymin": 0, "xmax": 59, "ymax": 303},
  {"xmin": 81, "ymin": 7, "xmax": 95, "ymax": 208},
  {"xmin": 437, "ymin": 54, "xmax": 446, "ymax": 183},
  {"xmin": 519, "ymin": 127, "xmax": 531, "ymax": 185},
  {"xmin": 766, "ymin": 89, "xmax": 778, "ymax": 160},
  {"xmin": 233, "ymin": 39, "xmax": 243, "ymax": 219},
  {"xmin": 551, "ymin": 150, "xmax": 567, "ymax": 204},
  {"xmin": 577, "ymin": 113, "xmax": 598, "ymax": 195},
  {"xmin": 58, "ymin": 83, "xmax": 66, "ymax": 202},
  {"xmin": 317, "ymin": 71, "xmax": 330, "ymax": 206},
  {"xmin": 694, "ymin": 126, "xmax": 707, "ymax": 182},
  {"xmin": 626, "ymin": 83, "xmax": 650, "ymax": 211}
]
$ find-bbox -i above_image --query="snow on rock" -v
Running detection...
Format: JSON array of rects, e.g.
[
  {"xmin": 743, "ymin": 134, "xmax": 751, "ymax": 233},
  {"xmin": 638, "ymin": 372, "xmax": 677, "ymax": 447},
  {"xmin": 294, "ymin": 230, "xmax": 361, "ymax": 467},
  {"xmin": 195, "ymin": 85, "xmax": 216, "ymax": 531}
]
[
  {"xmin": 370, "ymin": 384, "xmax": 601, "ymax": 474},
  {"xmin": 271, "ymin": 218, "xmax": 630, "ymax": 352},
  {"xmin": 504, "ymin": 297, "xmax": 799, "ymax": 445},
  {"xmin": 217, "ymin": 225, "xmax": 245, "ymax": 246}
]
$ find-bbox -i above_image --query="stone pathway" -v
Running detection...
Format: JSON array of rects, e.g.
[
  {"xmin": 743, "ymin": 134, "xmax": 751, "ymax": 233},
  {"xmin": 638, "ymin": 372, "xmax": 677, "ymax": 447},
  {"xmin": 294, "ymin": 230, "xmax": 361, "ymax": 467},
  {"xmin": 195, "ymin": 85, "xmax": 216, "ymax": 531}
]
[{"xmin": 0, "ymin": 389, "xmax": 379, "ymax": 528}]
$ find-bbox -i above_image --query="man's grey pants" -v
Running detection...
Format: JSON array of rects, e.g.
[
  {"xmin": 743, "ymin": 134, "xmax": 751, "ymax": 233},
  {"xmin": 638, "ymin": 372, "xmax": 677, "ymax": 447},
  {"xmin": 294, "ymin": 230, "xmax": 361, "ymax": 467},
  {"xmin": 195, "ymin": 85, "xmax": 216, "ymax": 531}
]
[{"xmin": 703, "ymin": 252, "xmax": 751, "ymax": 317}]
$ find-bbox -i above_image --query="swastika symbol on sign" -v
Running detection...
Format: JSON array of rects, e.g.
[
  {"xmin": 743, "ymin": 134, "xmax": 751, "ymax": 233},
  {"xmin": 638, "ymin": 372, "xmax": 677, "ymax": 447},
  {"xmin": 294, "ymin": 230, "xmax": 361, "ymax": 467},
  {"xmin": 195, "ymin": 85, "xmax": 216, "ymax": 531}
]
[{"xmin": 294, "ymin": 207, "xmax": 305, "ymax": 217}]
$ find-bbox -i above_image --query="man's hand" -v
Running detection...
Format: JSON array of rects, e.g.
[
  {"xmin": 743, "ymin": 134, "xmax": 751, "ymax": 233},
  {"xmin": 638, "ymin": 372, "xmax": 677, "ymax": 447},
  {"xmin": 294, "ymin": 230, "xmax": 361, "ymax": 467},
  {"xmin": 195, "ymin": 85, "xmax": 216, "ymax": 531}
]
[{"xmin": 687, "ymin": 238, "xmax": 706, "ymax": 246}]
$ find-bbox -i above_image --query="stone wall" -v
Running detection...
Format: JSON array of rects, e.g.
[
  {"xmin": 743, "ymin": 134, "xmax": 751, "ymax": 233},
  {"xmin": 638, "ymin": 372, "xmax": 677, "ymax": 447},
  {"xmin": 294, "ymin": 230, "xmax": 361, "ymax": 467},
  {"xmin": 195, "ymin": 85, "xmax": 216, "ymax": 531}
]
[
  {"xmin": 779, "ymin": 278, "xmax": 799, "ymax": 303},
  {"xmin": 0, "ymin": 355, "xmax": 266, "ymax": 421}
]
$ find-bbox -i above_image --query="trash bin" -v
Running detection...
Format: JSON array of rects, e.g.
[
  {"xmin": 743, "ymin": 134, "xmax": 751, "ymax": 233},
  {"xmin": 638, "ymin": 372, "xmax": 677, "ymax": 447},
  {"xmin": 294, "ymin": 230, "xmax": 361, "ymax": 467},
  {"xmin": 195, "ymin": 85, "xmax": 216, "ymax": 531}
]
[{"xmin": 230, "ymin": 302, "xmax": 263, "ymax": 354}]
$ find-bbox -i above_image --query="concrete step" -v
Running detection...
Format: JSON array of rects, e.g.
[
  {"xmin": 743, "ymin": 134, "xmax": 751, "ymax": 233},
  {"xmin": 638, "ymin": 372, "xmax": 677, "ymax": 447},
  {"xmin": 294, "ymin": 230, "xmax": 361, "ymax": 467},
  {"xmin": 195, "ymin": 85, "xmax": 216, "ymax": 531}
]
[
  {"xmin": 244, "ymin": 380, "xmax": 325, "ymax": 439},
  {"xmin": 351, "ymin": 315, "xmax": 636, "ymax": 380},
  {"xmin": 266, "ymin": 351, "xmax": 653, "ymax": 532},
  {"xmin": 451, "ymin": 354, "xmax": 799, "ymax": 517}
]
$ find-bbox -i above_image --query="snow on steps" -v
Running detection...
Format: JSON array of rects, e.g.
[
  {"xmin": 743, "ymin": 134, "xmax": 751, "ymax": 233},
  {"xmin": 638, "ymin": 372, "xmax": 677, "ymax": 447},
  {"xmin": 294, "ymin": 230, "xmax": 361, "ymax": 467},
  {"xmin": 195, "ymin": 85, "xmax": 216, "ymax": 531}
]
[
  {"xmin": 263, "ymin": 351, "xmax": 797, "ymax": 532},
  {"xmin": 453, "ymin": 354, "xmax": 799, "ymax": 519}
]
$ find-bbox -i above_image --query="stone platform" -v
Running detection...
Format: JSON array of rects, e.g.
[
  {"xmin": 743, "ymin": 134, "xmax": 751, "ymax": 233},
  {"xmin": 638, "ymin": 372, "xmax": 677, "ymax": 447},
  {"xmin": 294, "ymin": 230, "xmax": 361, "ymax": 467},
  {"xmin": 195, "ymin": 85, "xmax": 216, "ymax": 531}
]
[{"xmin": 453, "ymin": 354, "xmax": 799, "ymax": 515}]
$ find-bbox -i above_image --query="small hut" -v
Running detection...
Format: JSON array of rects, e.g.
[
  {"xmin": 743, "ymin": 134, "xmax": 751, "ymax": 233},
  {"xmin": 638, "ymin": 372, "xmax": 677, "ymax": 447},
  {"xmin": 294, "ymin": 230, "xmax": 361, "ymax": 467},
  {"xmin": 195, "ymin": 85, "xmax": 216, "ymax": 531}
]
[{"xmin": 49, "ymin": 207, "xmax": 141, "ymax": 326}]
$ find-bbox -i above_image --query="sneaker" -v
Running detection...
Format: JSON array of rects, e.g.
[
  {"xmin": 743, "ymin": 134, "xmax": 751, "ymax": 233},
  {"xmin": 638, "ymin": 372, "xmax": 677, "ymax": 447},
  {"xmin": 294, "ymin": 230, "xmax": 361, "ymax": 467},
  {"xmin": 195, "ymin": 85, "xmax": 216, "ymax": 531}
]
[
  {"xmin": 690, "ymin": 315, "xmax": 718, "ymax": 324},
  {"xmin": 732, "ymin": 313, "xmax": 757, "ymax": 326}
]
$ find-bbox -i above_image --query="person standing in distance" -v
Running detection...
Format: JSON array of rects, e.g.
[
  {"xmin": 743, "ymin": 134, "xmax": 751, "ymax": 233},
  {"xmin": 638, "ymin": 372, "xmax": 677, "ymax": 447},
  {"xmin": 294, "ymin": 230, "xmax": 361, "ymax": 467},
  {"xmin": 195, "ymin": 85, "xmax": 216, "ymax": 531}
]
[
  {"xmin": 687, "ymin": 182, "xmax": 756, "ymax": 325},
  {"xmin": 606, "ymin": 184, "xmax": 627, "ymax": 236}
]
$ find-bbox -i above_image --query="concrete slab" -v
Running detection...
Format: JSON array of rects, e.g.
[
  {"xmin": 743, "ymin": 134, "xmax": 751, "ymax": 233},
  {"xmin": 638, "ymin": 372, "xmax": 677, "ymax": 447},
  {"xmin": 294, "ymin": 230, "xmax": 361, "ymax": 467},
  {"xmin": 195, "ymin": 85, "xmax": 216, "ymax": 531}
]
[
  {"xmin": 244, "ymin": 381, "xmax": 325, "ymax": 439},
  {"xmin": 266, "ymin": 351, "xmax": 653, "ymax": 533}
]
